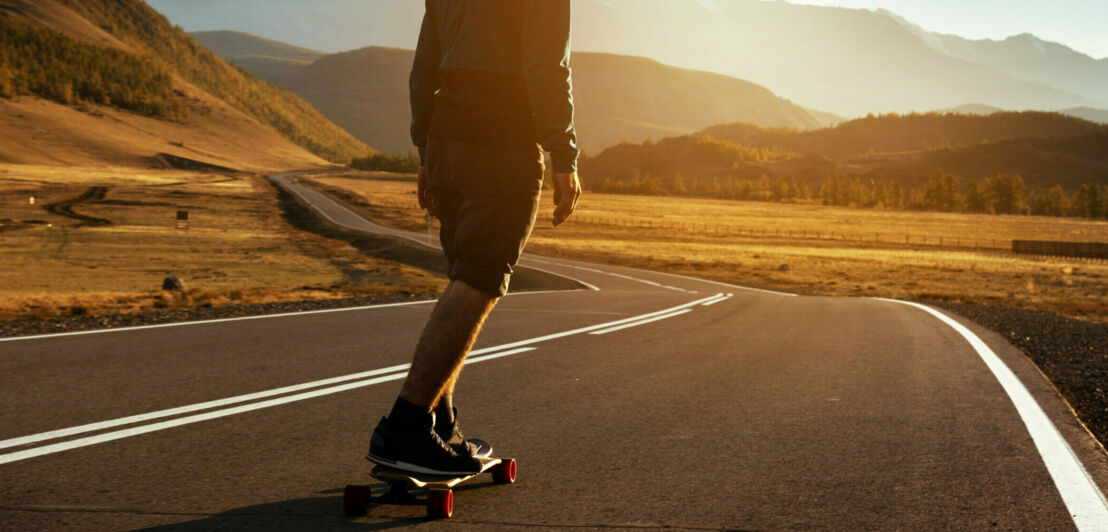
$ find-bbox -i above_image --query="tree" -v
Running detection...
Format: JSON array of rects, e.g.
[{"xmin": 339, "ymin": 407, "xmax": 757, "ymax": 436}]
[
  {"xmin": 670, "ymin": 172, "xmax": 687, "ymax": 195},
  {"xmin": 1071, "ymin": 183, "xmax": 1105, "ymax": 218},
  {"xmin": 885, "ymin": 180, "xmax": 905, "ymax": 209},
  {"xmin": 924, "ymin": 170, "xmax": 962, "ymax": 212},
  {"xmin": 986, "ymin": 174, "xmax": 1027, "ymax": 215},
  {"xmin": 963, "ymin": 179, "xmax": 990, "ymax": 213},
  {"xmin": 1042, "ymin": 185, "xmax": 1069, "ymax": 217}
]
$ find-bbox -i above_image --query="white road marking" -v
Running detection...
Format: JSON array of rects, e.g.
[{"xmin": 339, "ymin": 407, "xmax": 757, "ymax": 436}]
[
  {"xmin": 702, "ymin": 293, "xmax": 734, "ymax": 306},
  {"xmin": 0, "ymin": 347, "xmax": 536, "ymax": 466},
  {"xmin": 0, "ymin": 363, "xmax": 410, "ymax": 451},
  {"xmin": 1, "ymin": 295, "xmax": 720, "ymax": 465},
  {"xmin": 588, "ymin": 309, "xmax": 693, "ymax": 335},
  {"xmin": 874, "ymin": 298, "xmax": 1108, "ymax": 531}
]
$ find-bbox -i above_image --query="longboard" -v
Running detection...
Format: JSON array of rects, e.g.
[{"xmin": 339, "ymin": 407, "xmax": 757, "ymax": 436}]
[{"xmin": 345, "ymin": 440, "xmax": 516, "ymax": 519}]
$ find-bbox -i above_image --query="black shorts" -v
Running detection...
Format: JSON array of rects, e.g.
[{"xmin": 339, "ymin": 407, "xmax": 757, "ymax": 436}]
[{"xmin": 426, "ymin": 137, "xmax": 544, "ymax": 297}]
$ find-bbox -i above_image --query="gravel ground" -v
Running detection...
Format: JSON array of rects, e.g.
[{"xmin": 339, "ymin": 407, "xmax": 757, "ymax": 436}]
[
  {"xmin": 931, "ymin": 301, "xmax": 1108, "ymax": 451},
  {"xmin": 0, "ymin": 293, "xmax": 436, "ymax": 339}
]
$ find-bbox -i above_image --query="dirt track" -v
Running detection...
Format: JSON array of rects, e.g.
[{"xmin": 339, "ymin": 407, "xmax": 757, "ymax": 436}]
[{"xmin": 42, "ymin": 186, "xmax": 112, "ymax": 227}]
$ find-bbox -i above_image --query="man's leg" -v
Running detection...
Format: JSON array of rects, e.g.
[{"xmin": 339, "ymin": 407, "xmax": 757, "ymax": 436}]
[
  {"xmin": 366, "ymin": 279, "xmax": 497, "ymax": 474},
  {"xmin": 400, "ymin": 279, "xmax": 499, "ymax": 408}
]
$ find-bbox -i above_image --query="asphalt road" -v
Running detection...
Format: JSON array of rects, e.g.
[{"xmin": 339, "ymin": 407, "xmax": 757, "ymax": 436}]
[{"xmin": 1, "ymin": 172, "xmax": 1106, "ymax": 531}]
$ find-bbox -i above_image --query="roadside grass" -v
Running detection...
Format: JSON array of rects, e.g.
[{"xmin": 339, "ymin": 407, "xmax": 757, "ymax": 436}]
[
  {"xmin": 0, "ymin": 165, "xmax": 444, "ymax": 321},
  {"xmin": 311, "ymin": 172, "xmax": 1108, "ymax": 323}
]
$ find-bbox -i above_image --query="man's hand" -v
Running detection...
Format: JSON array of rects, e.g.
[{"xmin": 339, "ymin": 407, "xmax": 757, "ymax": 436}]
[
  {"xmin": 417, "ymin": 165, "xmax": 434, "ymax": 217},
  {"xmin": 552, "ymin": 171, "xmax": 581, "ymax": 227}
]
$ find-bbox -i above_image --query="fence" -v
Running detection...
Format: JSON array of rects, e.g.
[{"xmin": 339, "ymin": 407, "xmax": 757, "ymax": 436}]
[
  {"xmin": 566, "ymin": 215, "xmax": 1011, "ymax": 251},
  {"xmin": 1012, "ymin": 240, "xmax": 1108, "ymax": 260}
]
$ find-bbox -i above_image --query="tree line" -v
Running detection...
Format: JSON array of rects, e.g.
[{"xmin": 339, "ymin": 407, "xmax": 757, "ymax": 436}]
[
  {"xmin": 586, "ymin": 170, "xmax": 1108, "ymax": 220},
  {"xmin": 0, "ymin": 13, "xmax": 186, "ymax": 120},
  {"xmin": 350, "ymin": 152, "xmax": 420, "ymax": 173}
]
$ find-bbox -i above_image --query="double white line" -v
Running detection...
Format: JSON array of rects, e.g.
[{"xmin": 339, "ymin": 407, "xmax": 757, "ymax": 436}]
[{"xmin": 0, "ymin": 293, "xmax": 727, "ymax": 466}]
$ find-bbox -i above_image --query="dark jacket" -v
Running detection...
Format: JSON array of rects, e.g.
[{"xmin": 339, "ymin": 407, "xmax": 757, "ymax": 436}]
[{"xmin": 410, "ymin": 0, "xmax": 579, "ymax": 173}]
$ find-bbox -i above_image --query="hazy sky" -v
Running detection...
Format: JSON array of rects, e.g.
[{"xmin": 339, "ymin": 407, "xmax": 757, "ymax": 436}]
[{"xmin": 787, "ymin": 0, "xmax": 1108, "ymax": 59}]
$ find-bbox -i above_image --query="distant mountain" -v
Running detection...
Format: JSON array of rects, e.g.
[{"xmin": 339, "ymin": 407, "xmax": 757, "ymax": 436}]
[
  {"xmin": 198, "ymin": 32, "xmax": 834, "ymax": 155},
  {"xmin": 883, "ymin": 12, "xmax": 1108, "ymax": 110},
  {"xmin": 150, "ymin": 0, "xmax": 1106, "ymax": 117},
  {"xmin": 939, "ymin": 104, "xmax": 1003, "ymax": 115},
  {"xmin": 570, "ymin": 0, "xmax": 1098, "ymax": 117},
  {"xmin": 1062, "ymin": 107, "xmax": 1108, "ymax": 125},
  {"xmin": 191, "ymin": 30, "xmax": 324, "ymax": 85},
  {"xmin": 0, "ymin": 0, "xmax": 372, "ymax": 169},
  {"xmin": 279, "ymin": 46, "xmax": 415, "ymax": 156}
]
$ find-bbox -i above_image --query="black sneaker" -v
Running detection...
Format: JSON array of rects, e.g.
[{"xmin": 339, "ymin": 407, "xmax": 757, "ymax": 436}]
[
  {"xmin": 366, "ymin": 416, "xmax": 482, "ymax": 476},
  {"xmin": 435, "ymin": 407, "xmax": 482, "ymax": 457}
]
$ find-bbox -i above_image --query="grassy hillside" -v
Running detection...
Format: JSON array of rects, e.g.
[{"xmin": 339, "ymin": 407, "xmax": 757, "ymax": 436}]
[
  {"xmin": 30, "ymin": 0, "xmax": 372, "ymax": 163},
  {"xmin": 581, "ymin": 113, "xmax": 1108, "ymax": 218},
  {"xmin": 280, "ymin": 46, "xmax": 415, "ymax": 156},
  {"xmin": 0, "ymin": 13, "xmax": 185, "ymax": 119},
  {"xmin": 190, "ymin": 30, "xmax": 324, "ymax": 85}
]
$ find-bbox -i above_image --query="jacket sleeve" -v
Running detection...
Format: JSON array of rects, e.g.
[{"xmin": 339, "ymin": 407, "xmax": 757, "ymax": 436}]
[
  {"xmin": 410, "ymin": 1, "xmax": 441, "ymax": 165},
  {"xmin": 521, "ymin": 0, "xmax": 579, "ymax": 173}
]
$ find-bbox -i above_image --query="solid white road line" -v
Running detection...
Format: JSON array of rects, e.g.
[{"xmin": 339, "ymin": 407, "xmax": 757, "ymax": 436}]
[
  {"xmin": 1, "ymin": 295, "xmax": 719, "ymax": 465},
  {"xmin": 588, "ymin": 309, "xmax": 693, "ymax": 335},
  {"xmin": 0, "ymin": 363, "xmax": 412, "ymax": 450},
  {"xmin": 875, "ymin": 298, "xmax": 1108, "ymax": 531},
  {"xmin": 0, "ymin": 347, "xmax": 536, "ymax": 466}
]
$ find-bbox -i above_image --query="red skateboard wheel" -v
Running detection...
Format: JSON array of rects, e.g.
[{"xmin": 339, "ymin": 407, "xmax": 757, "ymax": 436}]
[
  {"xmin": 427, "ymin": 488, "xmax": 453, "ymax": 519},
  {"xmin": 343, "ymin": 484, "xmax": 371, "ymax": 516},
  {"xmin": 492, "ymin": 458, "xmax": 517, "ymax": 484}
]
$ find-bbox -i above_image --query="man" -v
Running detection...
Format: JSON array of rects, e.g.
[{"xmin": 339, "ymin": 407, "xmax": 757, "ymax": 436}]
[{"xmin": 366, "ymin": 0, "xmax": 581, "ymax": 475}]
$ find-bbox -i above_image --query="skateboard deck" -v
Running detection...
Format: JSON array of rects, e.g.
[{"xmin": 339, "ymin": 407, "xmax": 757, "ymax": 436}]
[{"xmin": 345, "ymin": 440, "xmax": 516, "ymax": 519}]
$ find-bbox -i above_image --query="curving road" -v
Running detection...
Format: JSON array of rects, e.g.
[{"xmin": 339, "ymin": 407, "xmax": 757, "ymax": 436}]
[{"xmin": 1, "ymin": 171, "xmax": 1106, "ymax": 531}]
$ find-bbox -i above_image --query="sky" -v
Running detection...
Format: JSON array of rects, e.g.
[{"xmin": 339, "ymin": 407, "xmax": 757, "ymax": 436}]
[{"xmin": 785, "ymin": 0, "xmax": 1108, "ymax": 59}]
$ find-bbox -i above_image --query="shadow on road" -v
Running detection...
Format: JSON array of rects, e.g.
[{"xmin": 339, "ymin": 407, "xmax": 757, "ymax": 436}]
[{"xmin": 130, "ymin": 487, "xmax": 429, "ymax": 531}]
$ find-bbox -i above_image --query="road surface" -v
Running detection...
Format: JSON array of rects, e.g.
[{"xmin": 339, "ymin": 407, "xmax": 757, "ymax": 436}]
[{"xmin": 1, "ymin": 171, "xmax": 1106, "ymax": 531}]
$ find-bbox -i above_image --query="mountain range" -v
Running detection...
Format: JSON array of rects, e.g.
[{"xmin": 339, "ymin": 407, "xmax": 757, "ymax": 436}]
[
  {"xmin": 194, "ymin": 31, "xmax": 837, "ymax": 155},
  {"xmin": 582, "ymin": 112, "xmax": 1108, "ymax": 193},
  {"xmin": 148, "ymin": 0, "xmax": 1108, "ymax": 118}
]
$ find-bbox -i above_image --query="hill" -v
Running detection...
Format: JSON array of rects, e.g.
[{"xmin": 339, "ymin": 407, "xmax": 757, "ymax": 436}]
[
  {"xmin": 702, "ymin": 111, "xmax": 1107, "ymax": 158},
  {"xmin": 581, "ymin": 112, "xmax": 1108, "ymax": 193},
  {"xmin": 278, "ymin": 46, "xmax": 415, "ymax": 156},
  {"xmin": 0, "ymin": 0, "xmax": 371, "ymax": 169},
  {"xmin": 190, "ymin": 30, "xmax": 324, "ymax": 85},
  {"xmin": 196, "ymin": 32, "xmax": 834, "ymax": 155}
]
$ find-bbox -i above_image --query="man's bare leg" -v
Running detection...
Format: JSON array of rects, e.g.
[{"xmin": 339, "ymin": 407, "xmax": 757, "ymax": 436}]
[{"xmin": 399, "ymin": 279, "xmax": 499, "ymax": 409}]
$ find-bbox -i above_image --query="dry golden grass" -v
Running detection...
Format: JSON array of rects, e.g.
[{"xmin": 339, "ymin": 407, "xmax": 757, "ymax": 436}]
[
  {"xmin": 0, "ymin": 165, "xmax": 444, "ymax": 321},
  {"xmin": 315, "ymin": 171, "xmax": 1108, "ymax": 323}
]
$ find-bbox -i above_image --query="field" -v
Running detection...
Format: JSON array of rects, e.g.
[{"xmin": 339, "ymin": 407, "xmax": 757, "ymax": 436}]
[
  {"xmin": 312, "ymin": 172, "xmax": 1108, "ymax": 323},
  {"xmin": 0, "ymin": 165, "xmax": 444, "ymax": 321}
]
